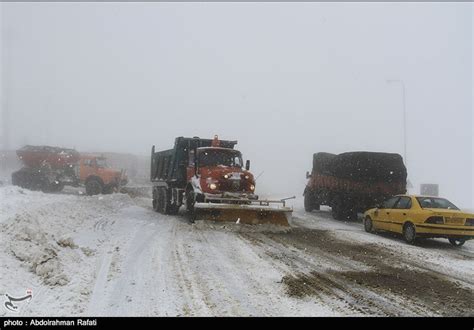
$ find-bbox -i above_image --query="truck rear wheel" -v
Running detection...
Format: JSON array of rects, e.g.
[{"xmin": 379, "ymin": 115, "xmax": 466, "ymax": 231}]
[
  {"xmin": 103, "ymin": 185, "xmax": 116, "ymax": 195},
  {"xmin": 185, "ymin": 189, "xmax": 196, "ymax": 214},
  {"xmin": 331, "ymin": 199, "xmax": 345, "ymax": 220},
  {"xmin": 162, "ymin": 188, "xmax": 173, "ymax": 215},
  {"xmin": 50, "ymin": 181, "xmax": 65, "ymax": 192},
  {"xmin": 304, "ymin": 192, "xmax": 314, "ymax": 212},
  {"xmin": 152, "ymin": 198, "xmax": 159, "ymax": 212},
  {"xmin": 85, "ymin": 179, "xmax": 103, "ymax": 196}
]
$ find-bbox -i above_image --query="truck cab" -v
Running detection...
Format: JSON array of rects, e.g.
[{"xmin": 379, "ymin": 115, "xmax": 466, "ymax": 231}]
[
  {"xmin": 187, "ymin": 146, "xmax": 256, "ymax": 197},
  {"xmin": 79, "ymin": 155, "xmax": 128, "ymax": 195}
]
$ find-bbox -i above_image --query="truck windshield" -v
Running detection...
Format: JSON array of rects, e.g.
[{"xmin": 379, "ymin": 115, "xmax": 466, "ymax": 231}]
[
  {"xmin": 416, "ymin": 197, "xmax": 460, "ymax": 210},
  {"xmin": 198, "ymin": 149, "xmax": 243, "ymax": 167},
  {"xmin": 96, "ymin": 158, "xmax": 109, "ymax": 168}
]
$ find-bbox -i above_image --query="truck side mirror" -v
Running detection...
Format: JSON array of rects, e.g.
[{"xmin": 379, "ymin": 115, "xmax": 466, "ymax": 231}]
[
  {"xmin": 306, "ymin": 171, "xmax": 311, "ymax": 179},
  {"xmin": 245, "ymin": 160, "xmax": 250, "ymax": 171}
]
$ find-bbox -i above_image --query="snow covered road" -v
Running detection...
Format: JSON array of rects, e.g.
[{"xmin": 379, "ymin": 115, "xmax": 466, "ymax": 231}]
[{"xmin": 1, "ymin": 186, "xmax": 472, "ymax": 316}]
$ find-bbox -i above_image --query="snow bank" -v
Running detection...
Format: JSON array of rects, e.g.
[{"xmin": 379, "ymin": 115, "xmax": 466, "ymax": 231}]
[{"xmin": 0, "ymin": 186, "xmax": 135, "ymax": 289}]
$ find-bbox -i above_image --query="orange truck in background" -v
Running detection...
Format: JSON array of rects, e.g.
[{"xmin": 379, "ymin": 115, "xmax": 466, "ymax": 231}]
[{"xmin": 11, "ymin": 145, "xmax": 127, "ymax": 195}]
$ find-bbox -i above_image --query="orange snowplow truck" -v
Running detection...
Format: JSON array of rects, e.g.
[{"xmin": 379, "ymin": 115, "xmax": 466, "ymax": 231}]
[
  {"xmin": 150, "ymin": 135, "xmax": 293, "ymax": 226},
  {"xmin": 11, "ymin": 145, "xmax": 127, "ymax": 195}
]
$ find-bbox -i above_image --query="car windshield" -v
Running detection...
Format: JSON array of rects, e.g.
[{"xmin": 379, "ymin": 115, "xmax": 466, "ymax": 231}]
[
  {"xmin": 198, "ymin": 149, "xmax": 242, "ymax": 167},
  {"xmin": 416, "ymin": 197, "xmax": 460, "ymax": 210}
]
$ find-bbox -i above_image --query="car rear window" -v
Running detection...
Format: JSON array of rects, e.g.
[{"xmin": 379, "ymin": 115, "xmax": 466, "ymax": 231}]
[{"xmin": 415, "ymin": 197, "xmax": 459, "ymax": 210}]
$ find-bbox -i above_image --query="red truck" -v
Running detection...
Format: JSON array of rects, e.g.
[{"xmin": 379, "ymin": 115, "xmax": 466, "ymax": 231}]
[
  {"xmin": 12, "ymin": 145, "xmax": 127, "ymax": 195},
  {"xmin": 150, "ymin": 135, "xmax": 292, "ymax": 226}
]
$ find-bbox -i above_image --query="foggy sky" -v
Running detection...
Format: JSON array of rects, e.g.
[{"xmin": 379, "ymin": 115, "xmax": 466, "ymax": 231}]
[{"xmin": 1, "ymin": 3, "xmax": 473, "ymax": 208}]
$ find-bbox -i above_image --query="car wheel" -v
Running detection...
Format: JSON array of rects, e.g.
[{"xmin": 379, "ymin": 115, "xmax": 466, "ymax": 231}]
[
  {"xmin": 152, "ymin": 197, "xmax": 159, "ymax": 212},
  {"xmin": 403, "ymin": 222, "xmax": 416, "ymax": 244},
  {"xmin": 364, "ymin": 216, "xmax": 374, "ymax": 233},
  {"xmin": 448, "ymin": 238, "xmax": 465, "ymax": 247}
]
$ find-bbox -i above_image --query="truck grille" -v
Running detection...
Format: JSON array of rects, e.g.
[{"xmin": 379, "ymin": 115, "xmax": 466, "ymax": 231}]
[{"xmin": 231, "ymin": 180, "xmax": 241, "ymax": 190}]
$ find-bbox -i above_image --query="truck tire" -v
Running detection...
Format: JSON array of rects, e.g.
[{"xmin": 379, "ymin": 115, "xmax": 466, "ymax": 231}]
[
  {"xmin": 162, "ymin": 188, "xmax": 173, "ymax": 215},
  {"xmin": 185, "ymin": 189, "xmax": 196, "ymax": 215},
  {"xmin": 331, "ymin": 198, "xmax": 346, "ymax": 220},
  {"xmin": 304, "ymin": 192, "xmax": 314, "ymax": 212},
  {"xmin": 50, "ymin": 181, "xmax": 65, "ymax": 192},
  {"xmin": 152, "ymin": 187, "xmax": 160, "ymax": 212},
  {"xmin": 332, "ymin": 197, "xmax": 353, "ymax": 221},
  {"xmin": 103, "ymin": 185, "xmax": 116, "ymax": 195},
  {"xmin": 85, "ymin": 179, "xmax": 103, "ymax": 196},
  {"xmin": 152, "ymin": 198, "xmax": 159, "ymax": 212},
  {"xmin": 332, "ymin": 205, "xmax": 344, "ymax": 220}
]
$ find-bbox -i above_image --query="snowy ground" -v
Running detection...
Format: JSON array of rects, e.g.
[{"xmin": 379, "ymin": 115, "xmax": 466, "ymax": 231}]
[{"xmin": 0, "ymin": 185, "xmax": 472, "ymax": 316}]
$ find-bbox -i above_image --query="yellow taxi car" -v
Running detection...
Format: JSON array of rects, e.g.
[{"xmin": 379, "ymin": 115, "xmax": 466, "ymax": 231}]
[{"xmin": 363, "ymin": 195, "xmax": 474, "ymax": 246}]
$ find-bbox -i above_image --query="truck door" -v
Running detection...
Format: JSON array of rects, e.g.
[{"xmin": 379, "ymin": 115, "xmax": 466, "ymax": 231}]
[{"xmin": 80, "ymin": 158, "xmax": 96, "ymax": 182}]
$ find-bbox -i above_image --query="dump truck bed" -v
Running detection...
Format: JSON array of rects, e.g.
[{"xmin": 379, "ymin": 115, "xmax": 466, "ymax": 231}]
[{"xmin": 17, "ymin": 145, "xmax": 80, "ymax": 169}]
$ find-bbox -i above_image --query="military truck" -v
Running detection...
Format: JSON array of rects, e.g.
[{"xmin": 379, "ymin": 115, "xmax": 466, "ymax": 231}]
[{"xmin": 304, "ymin": 151, "xmax": 407, "ymax": 220}]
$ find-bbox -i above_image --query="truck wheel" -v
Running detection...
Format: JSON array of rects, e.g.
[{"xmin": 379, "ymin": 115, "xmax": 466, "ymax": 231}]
[
  {"xmin": 103, "ymin": 185, "xmax": 116, "ymax": 195},
  {"xmin": 86, "ymin": 179, "xmax": 103, "ymax": 196},
  {"xmin": 402, "ymin": 222, "xmax": 416, "ymax": 244},
  {"xmin": 304, "ymin": 192, "xmax": 314, "ymax": 212},
  {"xmin": 331, "ymin": 199, "xmax": 346, "ymax": 220},
  {"xmin": 50, "ymin": 181, "xmax": 65, "ymax": 192},
  {"xmin": 364, "ymin": 216, "xmax": 374, "ymax": 233},
  {"xmin": 152, "ymin": 187, "xmax": 160, "ymax": 212},
  {"xmin": 448, "ymin": 238, "xmax": 465, "ymax": 247},
  {"xmin": 162, "ymin": 188, "xmax": 173, "ymax": 215},
  {"xmin": 156, "ymin": 188, "xmax": 165, "ymax": 213},
  {"xmin": 185, "ymin": 189, "xmax": 196, "ymax": 214},
  {"xmin": 152, "ymin": 198, "xmax": 159, "ymax": 212}
]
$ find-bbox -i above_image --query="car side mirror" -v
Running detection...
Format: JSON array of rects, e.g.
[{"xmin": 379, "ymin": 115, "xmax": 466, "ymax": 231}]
[
  {"xmin": 245, "ymin": 160, "xmax": 250, "ymax": 171},
  {"xmin": 306, "ymin": 171, "xmax": 311, "ymax": 179}
]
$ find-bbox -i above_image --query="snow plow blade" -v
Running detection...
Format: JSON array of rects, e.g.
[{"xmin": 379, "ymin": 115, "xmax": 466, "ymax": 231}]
[{"xmin": 193, "ymin": 197, "xmax": 294, "ymax": 227}]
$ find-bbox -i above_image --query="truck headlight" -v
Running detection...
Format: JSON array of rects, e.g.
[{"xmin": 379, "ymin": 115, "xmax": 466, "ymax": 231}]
[
  {"xmin": 209, "ymin": 183, "xmax": 217, "ymax": 190},
  {"xmin": 250, "ymin": 184, "xmax": 255, "ymax": 191}
]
